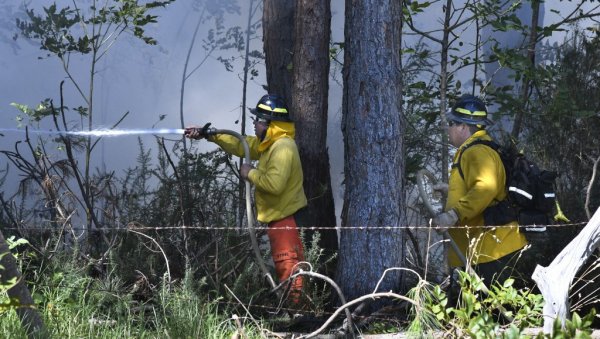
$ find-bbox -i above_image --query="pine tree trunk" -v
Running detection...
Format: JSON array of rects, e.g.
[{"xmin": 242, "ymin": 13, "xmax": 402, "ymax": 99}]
[
  {"xmin": 336, "ymin": 0, "xmax": 406, "ymax": 302},
  {"xmin": 263, "ymin": 0, "xmax": 294, "ymax": 100},
  {"xmin": 291, "ymin": 0, "xmax": 339, "ymax": 276}
]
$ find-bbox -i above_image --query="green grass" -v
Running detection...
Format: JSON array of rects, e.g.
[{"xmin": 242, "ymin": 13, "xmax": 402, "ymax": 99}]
[{"xmin": 0, "ymin": 256, "xmax": 269, "ymax": 338}]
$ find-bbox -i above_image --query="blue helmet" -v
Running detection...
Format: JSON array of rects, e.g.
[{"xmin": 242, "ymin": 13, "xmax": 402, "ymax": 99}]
[
  {"xmin": 447, "ymin": 95, "xmax": 492, "ymax": 126},
  {"xmin": 249, "ymin": 94, "xmax": 292, "ymax": 122}
]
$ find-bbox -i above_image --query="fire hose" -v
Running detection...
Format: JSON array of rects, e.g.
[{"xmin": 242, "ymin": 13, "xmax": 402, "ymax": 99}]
[
  {"xmin": 195, "ymin": 126, "xmax": 278, "ymax": 291},
  {"xmin": 418, "ymin": 169, "xmax": 515, "ymax": 320},
  {"xmin": 416, "ymin": 169, "xmax": 504, "ymax": 298},
  {"xmin": 416, "ymin": 169, "xmax": 469, "ymax": 267}
]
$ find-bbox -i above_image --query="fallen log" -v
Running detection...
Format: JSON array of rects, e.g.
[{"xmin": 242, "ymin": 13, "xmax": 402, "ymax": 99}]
[{"xmin": 532, "ymin": 207, "xmax": 600, "ymax": 334}]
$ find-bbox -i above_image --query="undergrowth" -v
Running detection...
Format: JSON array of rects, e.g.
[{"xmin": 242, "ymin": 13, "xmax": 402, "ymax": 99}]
[
  {"xmin": 1, "ymin": 246, "xmax": 268, "ymax": 338},
  {"xmin": 406, "ymin": 270, "xmax": 596, "ymax": 338},
  {"xmin": 1, "ymin": 236, "xmax": 598, "ymax": 338}
]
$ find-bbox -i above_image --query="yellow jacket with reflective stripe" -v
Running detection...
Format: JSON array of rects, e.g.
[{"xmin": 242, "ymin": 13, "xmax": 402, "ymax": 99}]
[
  {"xmin": 446, "ymin": 130, "xmax": 527, "ymax": 267},
  {"xmin": 210, "ymin": 123, "xmax": 307, "ymax": 223}
]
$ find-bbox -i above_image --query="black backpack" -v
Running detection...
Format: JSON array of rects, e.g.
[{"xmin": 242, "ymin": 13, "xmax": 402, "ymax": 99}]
[{"xmin": 455, "ymin": 139, "xmax": 557, "ymax": 231}]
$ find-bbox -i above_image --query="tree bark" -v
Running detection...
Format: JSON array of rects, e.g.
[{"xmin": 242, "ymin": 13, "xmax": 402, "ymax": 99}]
[
  {"xmin": 263, "ymin": 0, "xmax": 295, "ymax": 100},
  {"xmin": 291, "ymin": 0, "xmax": 339, "ymax": 275},
  {"xmin": 337, "ymin": 0, "xmax": 406, "ymax": 302},
  {"xmin": 0, "ymin": 231, "xmax": 46, "ymax": 337}
]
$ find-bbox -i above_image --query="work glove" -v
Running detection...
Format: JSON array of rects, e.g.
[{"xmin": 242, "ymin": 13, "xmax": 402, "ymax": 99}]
[
  {"xmin": 184, "ymin": 123, "xmax": 213, "ymax": 140},
  {"xmin": 432, "ymin": 209, "xmax": 458, "ymax": 233},
  {"xmin": 432, "ymin": 183, "xmax": 449, "ymax": 193}
]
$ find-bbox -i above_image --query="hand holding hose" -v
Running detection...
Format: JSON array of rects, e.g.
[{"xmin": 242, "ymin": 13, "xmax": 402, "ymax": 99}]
[
  {"xmin": 240, "ymin": 163, "xmax": 253, "ymax": 180},
  {"xmin": 432, "ymin": 209, "xmax": 458, "ymax": 233},
  {"xmin": 184, "ymin": 123, "xmax": 213, "ymax": 140},
  {"xmin": 432, "ymin": 183, "xmax": 449, "ymax": 194}
]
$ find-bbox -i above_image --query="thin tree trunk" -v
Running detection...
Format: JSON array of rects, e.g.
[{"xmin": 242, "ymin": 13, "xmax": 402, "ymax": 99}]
[
  {"xmin": 0, "ymin": 230, "xmax": 46, "ymax": 337},
  {"xmin": 178, "ymin": 12, "xmax": 205, "ymax": 258},
  {"xmin": 291, "ymin": 0, "xmax": 338, "ymax": 276},
  {"xmin": 180, "ymin": 8, "xmax": 207, "ymax": 153},
  {"xmin": 238, "ymin": 0, "xmax": 258, "ymax": 231},
  {"xmin": 512, "ymin": 0, "xmax": 540, "ymax": 139},
  {"xmin": 337, "ymin": 0, "xmax": 405, "ymax": 303},
  {"xmin": 439, "ymin": 0, "xmax": 452, "ymax": 190}
]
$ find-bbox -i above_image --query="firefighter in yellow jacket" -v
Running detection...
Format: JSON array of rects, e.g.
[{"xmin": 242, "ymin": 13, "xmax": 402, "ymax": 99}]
[
  {"xmin": 185, "ymin": 94, "xmax": 307, "ymax": 302},
  {"xmin": 433, "ymin": 95, "xmax": 528, "ymax": 286}
]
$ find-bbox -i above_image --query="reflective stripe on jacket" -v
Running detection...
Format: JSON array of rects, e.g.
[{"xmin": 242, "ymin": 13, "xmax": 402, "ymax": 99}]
[
  {"xmin": 210, "ymin": 123, "xmax": 307, "ymax": 223},
  {"xmin": 446, "ymin": 130, "xmax": 527, "ymax": 267}
]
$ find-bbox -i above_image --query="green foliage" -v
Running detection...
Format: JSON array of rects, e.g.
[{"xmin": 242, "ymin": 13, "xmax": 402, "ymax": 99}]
[
  {"xmin": 7, "ymin": 0, "xmax": 177, "ymax": 239},
  {"xmin": 17, "ymin": 4, "xmax": 83, "ymax": 57},
  {"xmin": 214, "ymin": 0, "xmax": 263, "ymax": 78},
  {"xmin": 0, "ymin": 237, "xmax": 29, "ymax": 314},
  {"xmin": 409, "ymin": 272, "xmax": 540, "ymax": 337},
  {"xmin": 299, "ymin": 231, "xmax": 338, "ymax": 314},
  {"xmin": 10, "ymin": 99, "xmax": 58, "ymax": 124},
  {"xmin": 5, "ymin": 235, "xmax": 29, "ymax": 251},
  {"xmin": 523, "ymin": 29, "xmax": 600, "ymax": 221},
  {"xmin": 0, "ymin": 252, "xmax": 269, "ymax": 338},
  {"xmin": 409, "ymin": 270, "xmax": 599, "ymax": 338},
  {"xmin": 111, "ymin": 140, "xmax": 248, "ymax": 288},
  {"xmin": 406, "ymin": 281, "xmax": 446, "ymax": 334},
  {"xmin": 402, "ymin": 1, "xmax": 433, "ymax": 22},
  {"xmin": 550, "ymin": 309, "xmax": 596, "ymax": 339},
  {"xmin": 448, "ymin": 273, "xmax": 544, "ymax": 336},
  {"xmin": 16, "ymin": 1, "xmax": 174, "ymax": 56},
  {"xmin": 402, "ymin": 40, "xmax": 445, "ymax": 183}
]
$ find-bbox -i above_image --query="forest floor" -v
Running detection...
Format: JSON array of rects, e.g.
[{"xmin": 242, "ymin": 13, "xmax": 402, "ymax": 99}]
[{"xmin": 272, "ymin": 328, "xmax": 600, "ymax": 338}]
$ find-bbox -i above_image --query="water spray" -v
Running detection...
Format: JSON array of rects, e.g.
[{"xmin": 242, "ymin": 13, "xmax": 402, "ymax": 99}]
[
  {"xmin": 0, "ymin": 125, "xmax": 278, "ymax": 292},
  {"xmin": 0, "ymin": 128, "xmax": 186, "ymax": 137}
]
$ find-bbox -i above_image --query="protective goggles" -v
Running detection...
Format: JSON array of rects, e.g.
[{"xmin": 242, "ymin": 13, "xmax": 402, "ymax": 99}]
[{"xmin": 252, "ymin": 116, "xmax": 270, "ymax": 124}]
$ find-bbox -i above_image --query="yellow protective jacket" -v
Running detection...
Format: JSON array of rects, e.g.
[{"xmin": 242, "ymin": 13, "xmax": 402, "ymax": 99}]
[
  {"xmin": 209, "ymin": 121, "xmax": 307, "ymax": 223},
  {"xmin": 446, "ymin": 130, "xmax": 527, "ymax": 267}
]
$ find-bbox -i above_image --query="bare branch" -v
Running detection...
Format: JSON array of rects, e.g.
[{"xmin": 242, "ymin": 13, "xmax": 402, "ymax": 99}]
[
  {"xmin": 299, "ymin": 292, "xmax": 418, "ymax": 339},
  {"xmin": 127, "ymin": 227, "xmax": 171, "ymax": 285}
]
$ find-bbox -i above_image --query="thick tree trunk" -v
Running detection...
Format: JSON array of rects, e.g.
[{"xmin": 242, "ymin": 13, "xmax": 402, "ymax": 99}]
[
  {"xmin": 263, "ymin": 0, "xmax": 294, "ymax": 100},
  {"xmin": 337, "ymin": 0, "xmax": 405, "ymax": 302},
  {"xmin": 0, "ymin": 231, "xmax": 46, "ymax": 337},
  {"xmin": 291, "ymin": 0, "xmax": 339, "ymax": 276}
]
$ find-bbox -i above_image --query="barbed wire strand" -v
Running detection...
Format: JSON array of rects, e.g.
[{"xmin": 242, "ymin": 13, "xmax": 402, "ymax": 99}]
[{"xmin": 0, "ymin": 221, "xmax": 588, "ymax": 232}]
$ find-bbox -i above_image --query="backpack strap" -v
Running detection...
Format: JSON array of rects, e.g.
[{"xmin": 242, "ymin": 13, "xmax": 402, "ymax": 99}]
[{"xmin": 453, "ymin": 139, "xmax": 500, "ymax": 180}]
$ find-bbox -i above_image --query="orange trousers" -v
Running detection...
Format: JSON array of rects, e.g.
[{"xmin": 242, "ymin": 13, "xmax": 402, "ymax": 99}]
[{"xmin": 268, "ymin": 215, "xmax": 304, "ymax": 302}]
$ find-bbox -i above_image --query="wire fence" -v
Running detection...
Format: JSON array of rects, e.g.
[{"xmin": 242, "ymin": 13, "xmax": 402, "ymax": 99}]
[
  {"xmin": 0, "ymin": 221, "xmax": 589, "ymax": 232},
  {"xmin": 3, "ymin": 217, "xmax": 597, "ymax": 331}
]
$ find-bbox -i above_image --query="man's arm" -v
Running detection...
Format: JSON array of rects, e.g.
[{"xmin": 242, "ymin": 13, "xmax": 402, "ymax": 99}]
[
  {"xmin": 210, "ymin": 134, "xmax": 261, "ymax": 160},
  {"xmin": 247, "ymin": 142, "xmax": 293, "ymax": 194},
  {"xmin": 453, "ymin": 146, "xmax": 503, "ymax": 221}
]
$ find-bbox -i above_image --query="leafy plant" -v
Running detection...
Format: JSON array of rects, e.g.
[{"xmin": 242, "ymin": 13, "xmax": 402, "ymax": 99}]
[
  {"xmin": 11, "ymin": 0, "xmax": 174, "ymax": 236},
  {"xmin": 549, "ymin": 309, "xmax": 596, "ymax": 339},
  {"xmin": 0, "ymin": 236, "xmax": 29, "ymax": 313},
  {"xmin": 299, "ymin": 231, "xmax": 338, "ymax": 314},
  {"xmin": 410, "ymin": 270, "xmax": 543, "ymax": 337}
]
